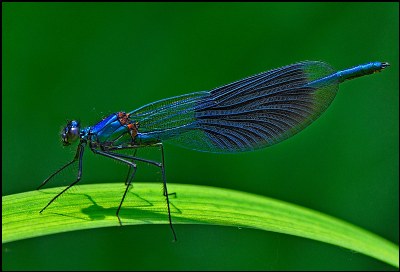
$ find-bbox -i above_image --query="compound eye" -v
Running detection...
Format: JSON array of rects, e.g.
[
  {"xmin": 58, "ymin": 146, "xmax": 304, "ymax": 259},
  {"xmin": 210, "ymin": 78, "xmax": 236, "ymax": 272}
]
[{"xmin": 61, "ymin": 120, "xmax": 80, "ymax": 146}]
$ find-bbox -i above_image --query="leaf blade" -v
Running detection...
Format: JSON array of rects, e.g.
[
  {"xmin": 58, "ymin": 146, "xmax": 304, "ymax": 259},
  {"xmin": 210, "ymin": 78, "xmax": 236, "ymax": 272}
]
[{"xmin": 2, "ymin": 183, "xmax": 398, "ymax": 268}]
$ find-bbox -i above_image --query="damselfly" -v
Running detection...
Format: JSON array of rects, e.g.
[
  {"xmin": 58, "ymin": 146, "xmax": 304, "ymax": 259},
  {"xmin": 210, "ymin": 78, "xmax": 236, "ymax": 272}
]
[{"xmin": 38, "ymin": 61, "xmax": 389, "ymax": 241}]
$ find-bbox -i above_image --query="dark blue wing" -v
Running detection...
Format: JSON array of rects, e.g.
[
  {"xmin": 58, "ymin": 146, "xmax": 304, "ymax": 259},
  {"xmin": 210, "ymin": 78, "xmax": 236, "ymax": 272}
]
[{"xmin": 130, "ymin": 61, "xmax": 338, "ymax": 153}]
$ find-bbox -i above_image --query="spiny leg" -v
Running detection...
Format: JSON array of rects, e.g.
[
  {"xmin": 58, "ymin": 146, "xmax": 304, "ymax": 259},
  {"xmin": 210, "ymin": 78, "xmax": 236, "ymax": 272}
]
[
  {"xmin": 120, "ymin": 149, "xmax": 138, "ymax": 226},
  {"xmin": 98, "ymin": 145, "xmax": 177, "ymax": 241},
  {"xmin": 39, "ymin": 144, "xmax": 85, "ymax": 213},
  {"xmin": 104, "ymin": 147, "xmax": 176, "ymax": 198},
  {"xmin": 91, "ymin": 149, "xmax": 137, "ymax": 225},
  {"xmin": 125, "ymin": 149, "xmax": 138, "ymax": 186},
  {"xmin": 119, "ymin": 164, "xmax": 137, "ymax": 226},
  {"xmin": 37, "ymin": 144, "xmax": 82, "ymax": 190},
  {"xmin": 159, "ymin": 143, "xmax": 177, "ymax": 242},
  {"xmin": 157, "ymin": 144, "xmax": 176, "ymax": 198}
]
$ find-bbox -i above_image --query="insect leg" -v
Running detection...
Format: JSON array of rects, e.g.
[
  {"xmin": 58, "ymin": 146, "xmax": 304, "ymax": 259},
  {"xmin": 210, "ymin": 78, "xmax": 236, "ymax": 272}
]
[
  {"xmin": 91, "ymin": 149, "xmax": 137, "ymax": 225},
  {"xmin": 159, "ymin": 143, "xmax": 177, "ymax": 242},
  {"xmin": 37, "ymin": 144, "xmax": 82, "ymax": 190},
  {"xmin": 95, "ymin": 147, "xmax": 177, "ymax": 241},
  {"xmin": 39, "ymin": 143, "xmax": 85, "ymax": 213},
  {"xmin": 124, "ymin": 149, "xmax": 138, "ymax": 186}
]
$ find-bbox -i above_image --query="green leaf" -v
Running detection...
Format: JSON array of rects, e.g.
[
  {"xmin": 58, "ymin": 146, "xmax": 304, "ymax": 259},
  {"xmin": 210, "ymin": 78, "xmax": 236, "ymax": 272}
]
[{"xmin": 2, "ymin": 183, "xmax": 398, "ymax": 268}]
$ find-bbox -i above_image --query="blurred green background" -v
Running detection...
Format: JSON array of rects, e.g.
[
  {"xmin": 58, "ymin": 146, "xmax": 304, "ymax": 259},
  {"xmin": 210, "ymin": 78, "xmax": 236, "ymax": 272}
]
[{"xmin": 2, "ymin": 2, "xmax": 398, "ymax": 270}]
